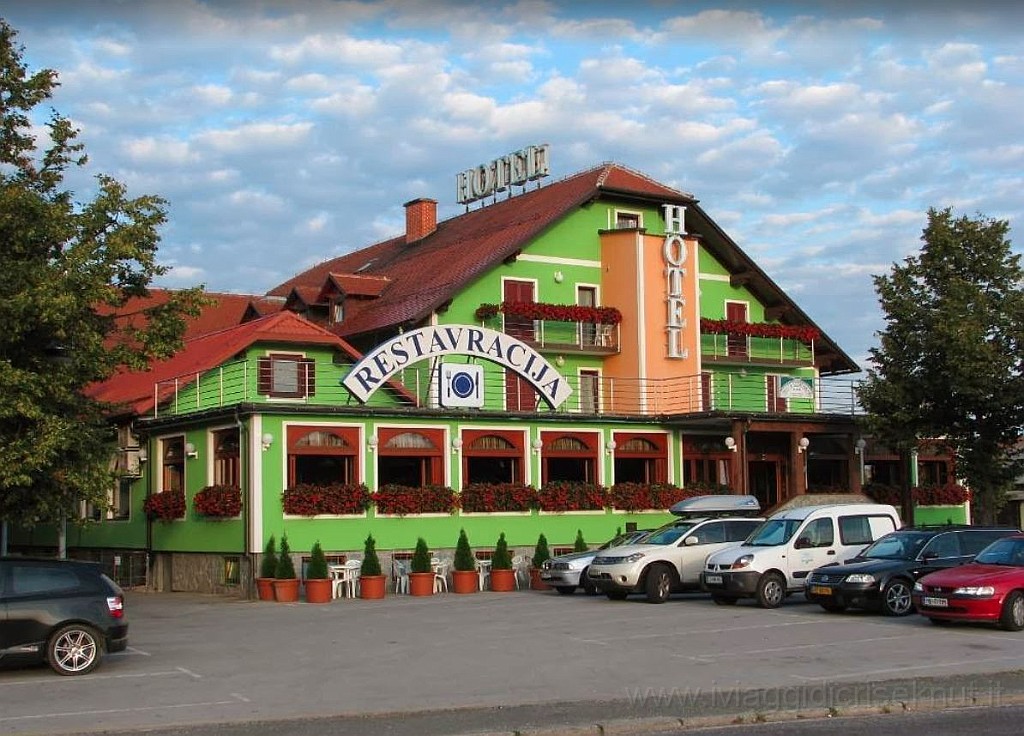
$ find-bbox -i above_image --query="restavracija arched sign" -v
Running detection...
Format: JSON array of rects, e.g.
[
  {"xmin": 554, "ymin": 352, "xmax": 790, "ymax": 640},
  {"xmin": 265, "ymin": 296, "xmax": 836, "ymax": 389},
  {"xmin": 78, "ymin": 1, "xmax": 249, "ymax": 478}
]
[{"xmin": 342, "ymin": 324, "xmax": 573, "ymax": 408}]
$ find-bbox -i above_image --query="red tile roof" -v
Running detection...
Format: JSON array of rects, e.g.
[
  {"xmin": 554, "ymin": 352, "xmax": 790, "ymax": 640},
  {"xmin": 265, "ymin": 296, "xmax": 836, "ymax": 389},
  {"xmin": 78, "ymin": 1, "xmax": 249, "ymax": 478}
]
[
  {"xmin": 267, "ymin": 163, "xmax": 693, "ymax": 338},
  {"xmin": 323, "ymin": 273, "xmax": 391, "ymax": 299},
  {"xmin": 104, "ymin": 291, "xmax": 282, "ymax": 340},
  {"xmin": 88, "ymin": 311, "xmax": 361, "ymax": 415}
]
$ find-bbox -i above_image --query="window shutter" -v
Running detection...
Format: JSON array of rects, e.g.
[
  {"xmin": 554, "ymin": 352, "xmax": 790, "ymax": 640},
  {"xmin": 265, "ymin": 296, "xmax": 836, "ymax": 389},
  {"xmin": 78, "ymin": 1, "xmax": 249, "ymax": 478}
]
[
  {"xmin": 302, "ymin": 358, "xmax": 316, "ymax": 397},
  {"xmin": 257, "ymin": 357, "xmax": 272, "ymax": 395}
]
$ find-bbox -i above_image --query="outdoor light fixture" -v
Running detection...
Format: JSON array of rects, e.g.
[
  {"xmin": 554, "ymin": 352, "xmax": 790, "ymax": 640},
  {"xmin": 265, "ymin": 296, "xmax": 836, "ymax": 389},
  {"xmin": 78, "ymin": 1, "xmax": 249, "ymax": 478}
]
[
  {"xmin": 724, "ymin": 437, "xmax": 737, "ymax": 453},
  {"xmin": 185, "ymin": 442, "xmax": 198, "ymax": 459},
  {"xmin": 855, "ymin": 438, "xmax": 867, "ymax": 455},
  {"xmin": 532, "ymin": 438, "xmax": 544, "ymax": 454},
  {"xmin": 798, "ymin": 437, "xmax": 810, "ymax": 454},
  {"xmin": 553, "ymin": 270, "xmax": 564, "ymax": 283},
  {"xmin": 606, "ymin": 439, "xmax": 617, "ymax": 456},
  {"xmin": 261, "ymin": 433, "xmax": 274, "ymax": 451},
  {"xmin": 137, "ymin": 447, "xmax": 148, "ymax": 463},
  {"xmin": 452, "ymin": 438, "xmax": 463, "ymax": 453},
  {"xmin": 367, "ymin": 435, "xmax": 378, "ymax": 453}
]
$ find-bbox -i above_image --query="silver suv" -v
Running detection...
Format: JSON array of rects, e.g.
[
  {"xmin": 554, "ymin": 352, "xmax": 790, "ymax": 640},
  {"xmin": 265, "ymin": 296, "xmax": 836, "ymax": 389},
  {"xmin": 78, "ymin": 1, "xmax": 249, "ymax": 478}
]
[
  {"xmin": 587, "ymin": 496, "xmax": 764, "ymax": 603},
  {"xmin": 540, "ymin": 529, "xmax": 651, "ymax": 595}
]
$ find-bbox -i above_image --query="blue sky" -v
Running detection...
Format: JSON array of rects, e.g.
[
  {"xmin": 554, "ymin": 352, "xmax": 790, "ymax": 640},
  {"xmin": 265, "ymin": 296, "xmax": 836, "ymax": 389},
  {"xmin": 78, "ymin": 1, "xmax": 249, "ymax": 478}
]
[{"xmin": 4, "ymin": 0, "xmax": 1023, "ymax": 370}]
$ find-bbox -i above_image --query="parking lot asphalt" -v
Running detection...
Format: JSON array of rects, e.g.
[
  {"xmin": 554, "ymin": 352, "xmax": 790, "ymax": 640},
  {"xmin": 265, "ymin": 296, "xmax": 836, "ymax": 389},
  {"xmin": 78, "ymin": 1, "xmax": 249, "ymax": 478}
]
[{"xmin": 2, "ymin": 588, "xmax": 1024, "ymax": 736}]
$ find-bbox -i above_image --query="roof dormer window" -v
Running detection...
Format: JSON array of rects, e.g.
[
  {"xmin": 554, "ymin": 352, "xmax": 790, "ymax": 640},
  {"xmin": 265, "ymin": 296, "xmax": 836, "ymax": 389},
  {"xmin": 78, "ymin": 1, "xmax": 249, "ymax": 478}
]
[{"xmin": 332, "ymin": 299, "xmax": 344, "ymax": 325}]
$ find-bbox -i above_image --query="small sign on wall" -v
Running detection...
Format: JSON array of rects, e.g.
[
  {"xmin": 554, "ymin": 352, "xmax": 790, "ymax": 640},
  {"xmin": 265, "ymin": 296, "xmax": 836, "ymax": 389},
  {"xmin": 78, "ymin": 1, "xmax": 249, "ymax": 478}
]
[{"xmin": 440, "ymin": 363, "xmax": 484, "ymax": 408}]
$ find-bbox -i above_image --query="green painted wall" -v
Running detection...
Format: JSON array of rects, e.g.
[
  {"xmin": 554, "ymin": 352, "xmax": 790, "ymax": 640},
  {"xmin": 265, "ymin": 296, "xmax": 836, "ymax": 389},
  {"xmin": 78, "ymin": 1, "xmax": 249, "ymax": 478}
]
[{"xmin": 913, "ymin": 505, "xmax": 969, "ymax": 525}]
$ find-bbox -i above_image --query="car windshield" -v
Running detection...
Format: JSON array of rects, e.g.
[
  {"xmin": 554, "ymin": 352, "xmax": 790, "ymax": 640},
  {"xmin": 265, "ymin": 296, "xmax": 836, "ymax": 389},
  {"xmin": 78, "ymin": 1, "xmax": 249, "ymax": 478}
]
[
  {"xmin": 860, "ymin": 532, "xmax": 932, "ymax": 560},
  {"xmin": 644, "ymin": 522, "xmax": 697, "ymax": 545},
  {"xmin": 599, "ymin": 531, "xmax": 649, "ymax": 550},
  {"xmin": 744, "ymin": 519, "xmax": 802, "ymax": 547},
  {"xmin": 974, "ymin": 537, "xmax": 1024, "ymax": 566}
]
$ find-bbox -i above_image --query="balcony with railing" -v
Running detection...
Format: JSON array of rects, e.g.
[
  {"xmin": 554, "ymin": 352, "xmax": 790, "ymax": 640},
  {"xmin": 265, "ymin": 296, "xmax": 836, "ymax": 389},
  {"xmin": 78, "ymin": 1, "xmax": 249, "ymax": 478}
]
[
  {"xmin": 150, "ymin": 357, "xmax": 862, "ymax": 419},
  {"xmin": 700, "ymin": 319, "xmax": 819, "ymax": 367},
  {"xmin": 475, "ymin": 302, "xmax": 620, "ymax": 355}
]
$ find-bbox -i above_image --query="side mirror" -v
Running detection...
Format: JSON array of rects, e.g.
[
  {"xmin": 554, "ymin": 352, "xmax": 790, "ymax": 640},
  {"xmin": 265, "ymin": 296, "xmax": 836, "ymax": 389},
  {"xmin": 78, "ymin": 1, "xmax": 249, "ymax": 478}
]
[
  {"xmin": 684, "ymin": 536, "xmax": 699, "ymax": 546},
  {"xmin": 794, "ymin": 537, "xmax": 811, "ymax": 550},
  {"xmin": 921, "ymin": 551, "xmax": 938, "ymax": 561}
]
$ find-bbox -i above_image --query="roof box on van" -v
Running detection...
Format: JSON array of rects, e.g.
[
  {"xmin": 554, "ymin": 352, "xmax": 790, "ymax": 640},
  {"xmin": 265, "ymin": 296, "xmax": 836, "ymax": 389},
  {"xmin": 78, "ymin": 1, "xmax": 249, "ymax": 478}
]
[{"xmin": 669, "ymin": 494, "xmax": 761, "ymax": 518}]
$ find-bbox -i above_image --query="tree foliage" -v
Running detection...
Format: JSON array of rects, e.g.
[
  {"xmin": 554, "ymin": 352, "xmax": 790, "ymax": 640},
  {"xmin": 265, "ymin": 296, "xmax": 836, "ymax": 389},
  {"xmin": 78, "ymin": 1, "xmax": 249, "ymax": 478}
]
[
  {"xmin": 0, "ymin": 22, "xmax": 204, "ymax": 527},
  {"xmin": 858, "ymin": 207, "xmax": 1024, "ymax": 522}
]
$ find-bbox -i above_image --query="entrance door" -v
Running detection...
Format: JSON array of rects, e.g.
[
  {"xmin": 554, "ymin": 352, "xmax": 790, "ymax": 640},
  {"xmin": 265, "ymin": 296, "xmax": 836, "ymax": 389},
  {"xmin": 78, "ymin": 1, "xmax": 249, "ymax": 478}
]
[
  {"xmin": 748, "ymin": 460, "xmax": 778, "ymax": 511},
  {"xmin": 726, "ymin": 302, "xmax": 748, "ymax": 357},
  {"xmin": 504, "ymin": 280, "xmax": 537, "ymax": 410},
  {"xmin": 577, "ymin": 286, "xmax": 597, "ymax": 347}
]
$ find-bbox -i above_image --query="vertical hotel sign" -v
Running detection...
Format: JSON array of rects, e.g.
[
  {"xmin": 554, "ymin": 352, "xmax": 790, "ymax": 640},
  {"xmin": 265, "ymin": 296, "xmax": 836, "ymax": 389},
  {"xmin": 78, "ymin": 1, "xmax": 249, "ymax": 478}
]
[{"xmin": 662, "ymin": 204, "xmax": 690, "ymax": 359}]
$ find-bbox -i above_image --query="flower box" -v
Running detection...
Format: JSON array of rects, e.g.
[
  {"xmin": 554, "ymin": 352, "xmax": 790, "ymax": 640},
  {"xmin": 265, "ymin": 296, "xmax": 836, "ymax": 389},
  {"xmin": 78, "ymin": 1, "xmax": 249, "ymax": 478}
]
[
  {"xmin": 476, "ymin": 301, "xmax": 622, "ymax": 325},
  {"xmin": 143, "ymin": 489, "xmax": 185, "ymax": 522},
  {"xmin": 373, "ymin": 484, "xmax": 457, "ymax": 516},
  {"xmin": 864, "ymin": 482, "xmax": 970, "ymax": 506},
  {"xmin": 610, "ymin": 482, "xmax": 696, "ymax": 512},
  {"xmin": 193, "ymin": 484, "xmax": 242, "ymax": 518},
  {"xmin": 537, "ymin": 481, "xmax": 607, "ymax": 512},
  {"xmin": 281, "ymin": 483, "xmax": 371, "ymax": 516},
  {"xmin": 700, "ymin": 318, "xmax": 820, "ymax": 345},
  {"xmin": 459, "ymin": 483, "xmax": 537, "ymax": 513}
]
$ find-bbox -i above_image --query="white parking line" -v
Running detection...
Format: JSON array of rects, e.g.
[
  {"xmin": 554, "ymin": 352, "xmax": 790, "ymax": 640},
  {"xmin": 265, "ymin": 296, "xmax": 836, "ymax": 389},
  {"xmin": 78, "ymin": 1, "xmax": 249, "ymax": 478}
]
[
  {"xmin": 677, "ymin": 635, "xmax": 907, "ymax": 662},
  {"xmin": 1, "ymin": 669, "xmax": 194, "ymax": 686},
  {"xmin": 0, "ymin": 693, "xmax": 249, "ymax": 723},
  {"xmin": 790, "ymin": 655, "xmax": 1024, "ymax": 681},
  {"xmin": 566, "ymin": 617, "xmax": 826, "ymax": 646}
]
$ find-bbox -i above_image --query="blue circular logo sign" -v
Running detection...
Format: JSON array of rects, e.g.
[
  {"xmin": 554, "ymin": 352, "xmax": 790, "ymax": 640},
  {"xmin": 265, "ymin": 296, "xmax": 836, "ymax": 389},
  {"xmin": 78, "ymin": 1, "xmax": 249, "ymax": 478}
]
[{"xmin": 450, "ymin": 371, "xmax": 476, "ymax": 399}]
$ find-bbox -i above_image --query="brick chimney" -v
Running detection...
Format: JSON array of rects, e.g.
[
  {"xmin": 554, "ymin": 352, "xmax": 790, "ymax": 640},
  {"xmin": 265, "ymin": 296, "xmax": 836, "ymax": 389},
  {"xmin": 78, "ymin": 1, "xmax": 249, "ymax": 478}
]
[{"xmin": 404, "ymin": 198, "xmax": 437, "ymax": 244}]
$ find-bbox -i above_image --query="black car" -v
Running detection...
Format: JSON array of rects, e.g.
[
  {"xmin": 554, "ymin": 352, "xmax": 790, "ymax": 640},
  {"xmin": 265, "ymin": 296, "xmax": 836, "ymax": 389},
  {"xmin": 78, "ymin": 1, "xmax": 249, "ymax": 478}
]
[
  {"xmin": 805, "ymin": 526, "xmax": 1020, "ymax": 616},
  {"xmin": 0, "ymin": 557, "xmax": 128, "ymax": 675}
]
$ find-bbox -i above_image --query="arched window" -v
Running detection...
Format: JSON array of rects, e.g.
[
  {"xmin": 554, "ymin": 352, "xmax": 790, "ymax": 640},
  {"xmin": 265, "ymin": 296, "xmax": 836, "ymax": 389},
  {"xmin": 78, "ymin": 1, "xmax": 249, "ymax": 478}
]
[
  {"xmin": 612, "ymin": 433, "xmax": 667, "ymax": 484},
  {"xmin": 540, "ymin": 431, "xmax": 598, "ymax": 484},
  {"xmin": 286, "ymin": 426, "xmax": 359, "ymax": 486},
  {"xmin": 461, "ymin": 430, "xmax": 525, "ymax": 485},
  {"xmin": 213, "ymin": 428, "xmax": 240, "ymax": 487},
  {"xmin": 376, "ymin": 428, "xmax": 444, "ymax": 486}
]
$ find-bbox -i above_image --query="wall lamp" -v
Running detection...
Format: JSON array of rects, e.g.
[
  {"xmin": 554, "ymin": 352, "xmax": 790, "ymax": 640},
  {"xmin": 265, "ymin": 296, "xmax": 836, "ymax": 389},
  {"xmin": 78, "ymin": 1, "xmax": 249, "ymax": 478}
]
[
  {"xmin": 798, "ymin": 437, "xmax": 810, "ymax": 454},
  {"xmin": 367, "ymin": 435, "xmax": 378, "ymax": 453},
  {"xmin": 185, "ymin": 442, "xmax": 198, "ymax": 459},
  {"xmin": 855, "ymin": 438, "xmax": 867, "ymax": 455},
  {"xmin": 261, "ymin": 433, "xmax": 274, "ymax": 451},
  {"xmin": 553, "ymin": 270, "xmax": 564, "ymax": 283},
  {"xmin": 531, "ymin": 438, "xmax": 544, "ymax": 454},
  {"xmin": 137, "ymin": 447, "xmax": 148, "ymax": 463},
  {"xmin": 452, "ymin": 438, "xmax": 463, "ymax": 454},
  {"xmin": 606, "ymin": 439, "xmax": 617, "ymax": 456},
  {"xmin": 724, "ymin": 436, "xmax": 737, "ymax": 453}
]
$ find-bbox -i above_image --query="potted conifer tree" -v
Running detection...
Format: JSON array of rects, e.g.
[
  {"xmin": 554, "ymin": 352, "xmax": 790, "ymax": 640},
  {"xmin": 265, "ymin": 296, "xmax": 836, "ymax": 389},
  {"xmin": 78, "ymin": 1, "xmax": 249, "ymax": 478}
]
[
  {"xmin": 452, "ymin": 529, "xmax": 478, "ymax": 594},
  {"xmin": 490, "ymin": 532, "xmax": 516, "ymax": 592},
  {"xmin": 408, "ymin": 537, "xmax": 435, "ymax": 596},
  {"xmin": 530, "ymin": 533, "xmax": 552, "ymax": 590},
  {"xmin": 257, "ymin": 535, "xmax": 276, "ymax": 601},
  {"xmin": 273, "ymin": 532, "xmax": 300, "ymax": 602},
  {"xmin": 359, "ymin": 534, "xmax": 386, "ymax": 599},
  {"xmin": 574, "ymin": 529, "xmax": 588, "ymax": 552},
  {"xmin": 304, "ymin": 540, "xmax": 332, "ymax": 603}
]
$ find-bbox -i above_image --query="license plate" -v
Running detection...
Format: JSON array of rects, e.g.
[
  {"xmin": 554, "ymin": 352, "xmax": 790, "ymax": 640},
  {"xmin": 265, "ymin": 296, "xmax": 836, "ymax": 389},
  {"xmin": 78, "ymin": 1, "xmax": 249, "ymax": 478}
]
[
  {"xmin": 705, "ymin": 574, "xmax": 723, "ymax": 585},
  {"xmin": 809, "ymin": 585, "xmax": 832, "ymax": 596},
  {"xmin": 922, "ymin": 596, "xmax": 948, "ymax": 608}
]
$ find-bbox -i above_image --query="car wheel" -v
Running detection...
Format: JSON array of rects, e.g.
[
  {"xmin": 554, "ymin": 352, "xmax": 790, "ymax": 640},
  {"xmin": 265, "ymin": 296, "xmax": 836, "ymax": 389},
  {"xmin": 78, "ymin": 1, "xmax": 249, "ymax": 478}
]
[
  {"xmin": 756, "ymin": 573, "xmax": 786, "ymax": 609},
  {"xmin": 882, "ymin": 578, "xmax": 914, "ymax": 616},
  {"xmin": 606, "ymin": 591, "xmax": 628, "ymax": 601},
  {"xmin": 581, "ymin": 570, "xmax": 598, "ymax": 596},
  {"xmin": 712, "ymin": 595, "xmax": 738, "ymax": 606},
  {"xmin": 555, "ymin": 585, "xmax": 576, "ymax": 595},
  {"xmin": 819, "ymin": 601, "xmax": 847, "ymax": 613},
  {"xmin": 645, "ymin": 564, "xmax": 673, "ymax": 604},
  {"xmin": 998, "ymin": 591, "xmax": 1024, "ymax": 632},
  {"xmin": 47, "ymin": 624, "xmax": 102, "ymax": 676}
]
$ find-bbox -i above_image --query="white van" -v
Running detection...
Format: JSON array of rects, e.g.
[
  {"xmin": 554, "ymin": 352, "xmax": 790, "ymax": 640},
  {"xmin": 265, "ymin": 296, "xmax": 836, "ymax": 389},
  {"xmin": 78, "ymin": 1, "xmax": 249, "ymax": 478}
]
[{"xmin": 701, "ymin": 503, "xmax": 901, "ymax": 608}]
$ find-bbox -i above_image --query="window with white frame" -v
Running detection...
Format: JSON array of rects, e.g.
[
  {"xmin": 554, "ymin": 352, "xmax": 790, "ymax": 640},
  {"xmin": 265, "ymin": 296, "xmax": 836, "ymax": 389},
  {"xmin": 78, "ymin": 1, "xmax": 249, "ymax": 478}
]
[{"xmin": 258, "ymin": 353, "xmax": 315, "ymax": 399}]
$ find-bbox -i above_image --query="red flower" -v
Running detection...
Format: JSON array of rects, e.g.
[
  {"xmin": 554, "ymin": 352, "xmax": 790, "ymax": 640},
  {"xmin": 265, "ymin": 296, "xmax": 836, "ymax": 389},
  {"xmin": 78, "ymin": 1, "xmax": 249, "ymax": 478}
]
[
  {"xmin": 282, "ymin": 483, "xmax": 371, "ymax": 516},
  {"xmin": 460, "ymin": 483, "xmax": 538, "ymax": 513},
  {"xmin": 537, "ymin": 481, "xmax": 607, "ymax": 512},
  {"xmin": 143, "ymin": 490, "xmax": 185, "ymax": 522},
  {"xmin": 373, "ymin": 484, "xmax": 458, "ymax": 516},
  {"xmin": 477, "ymin": 301, "xmax": 623, "ymax": 325},
  {"xmin": 193, "ymin": 485, "xmax": 242, "ymax": 518},
  {"xmin": 912, "ymin": 482, "xmax": 970, "ymax": 505},
  {"xmin": 700, "ymin": 318, "xmax": 820, "ymax": 344}
]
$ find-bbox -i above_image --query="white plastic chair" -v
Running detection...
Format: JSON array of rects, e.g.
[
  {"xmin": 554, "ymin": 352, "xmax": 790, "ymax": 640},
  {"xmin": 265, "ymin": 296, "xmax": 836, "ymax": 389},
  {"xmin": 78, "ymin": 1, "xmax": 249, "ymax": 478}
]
[
  {"xmin": 432, "ymin": 557, "xmax": 451, "ymax": 593},
  {"xmin": 392, "ymin": 558, "xmax": 410, "ymax": 594},
  {"xmin": 342, "ymin": 559, "xmax": 362, "ymax": 598},
  {"xmin": 511, "ymin": 555, "xmax": 529, "ymax": 590},
  {"xmin": 475, "ymin": 558, "xmax": 492, "ymax": 591},
  {"xmin": 328, "ymin": 564, "xmax": 348, "ymax": 600}
]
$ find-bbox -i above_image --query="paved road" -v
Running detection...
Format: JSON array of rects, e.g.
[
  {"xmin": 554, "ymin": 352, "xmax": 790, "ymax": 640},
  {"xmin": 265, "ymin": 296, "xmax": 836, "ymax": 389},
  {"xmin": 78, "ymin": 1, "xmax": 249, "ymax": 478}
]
[{"xmin": 1, "ymin": 589, "xmax": 1023, "ymax": 735}]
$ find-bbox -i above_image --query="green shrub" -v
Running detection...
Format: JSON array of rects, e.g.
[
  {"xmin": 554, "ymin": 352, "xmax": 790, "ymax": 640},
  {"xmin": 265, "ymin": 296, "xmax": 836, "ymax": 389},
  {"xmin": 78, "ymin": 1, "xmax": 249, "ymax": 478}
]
[
  {"xmin": 492, "ymin": 532, "xmax": 512, "ymax": 570},
  {"xmin": 275, "ymin": 533, "xmax": 296, "ymax": 579},
  {"xmin": 532, "ymin": 533, "xmax": 551, "ymax": 568},
  {"xmin": 259, "ymin": 535, "xmax": 277, "ymax": 579},
  {"xmin": 574, "ymin": 529, "xmax": 587, "ymax": 552},
  {"xmin": 454, "ymin": 529, "xmax": 475, "ymax": 572},
  {"xmin": 411, "ymin": 537, "xmax": 432, "ymax": 573},
  {"xmin": 306, "ymin": 541, "xmax": 328, "ymax": 580},
  {"xmin": 361, "ymin": 534, "xmax": 382, "ymax": 576}
]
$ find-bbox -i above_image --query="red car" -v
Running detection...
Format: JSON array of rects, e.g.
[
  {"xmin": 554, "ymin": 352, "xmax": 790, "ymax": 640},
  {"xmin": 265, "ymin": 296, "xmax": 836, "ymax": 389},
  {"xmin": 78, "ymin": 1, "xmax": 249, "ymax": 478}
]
[{"xmin": 913, "ymin": 533, "xmax": 1024, "ymax": 631}]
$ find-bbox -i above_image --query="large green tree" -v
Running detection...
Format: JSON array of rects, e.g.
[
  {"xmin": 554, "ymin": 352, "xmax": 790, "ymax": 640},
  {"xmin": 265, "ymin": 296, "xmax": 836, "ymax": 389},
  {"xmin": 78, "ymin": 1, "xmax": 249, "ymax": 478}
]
[
  {"xmin": 0, "ymin": 21, "xmax": 204, "ymax": 529},
  {"xmin": 858, "ymin": 207, "xmax": 1024, "ymax": 523}
]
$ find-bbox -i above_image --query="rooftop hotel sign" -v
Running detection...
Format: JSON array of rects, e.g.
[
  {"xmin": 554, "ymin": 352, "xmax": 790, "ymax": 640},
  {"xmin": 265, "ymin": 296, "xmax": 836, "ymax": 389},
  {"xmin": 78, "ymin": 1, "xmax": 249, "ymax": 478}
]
[
  {"xmin": 456, "ymin": 144, "xmax": 551, "ymax": 205},
  {"xmin": 343, "ymin": 325, "xmax": 572, "ymax": 408}
]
